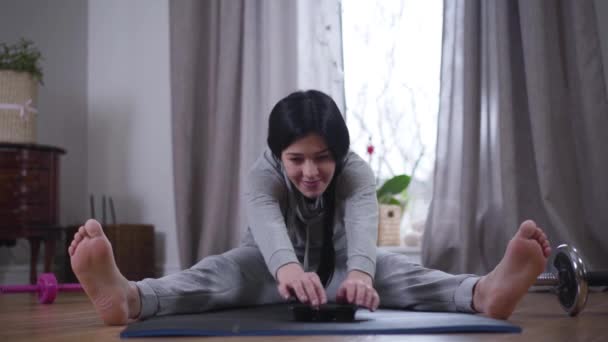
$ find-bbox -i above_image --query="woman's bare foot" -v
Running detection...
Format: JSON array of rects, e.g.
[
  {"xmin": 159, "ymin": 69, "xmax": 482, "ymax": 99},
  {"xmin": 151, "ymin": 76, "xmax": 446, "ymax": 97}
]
[
  {"xmin": 69, "ymin": 219, "xmax": 141, "ymax": 325},
  {"xmin": 473, "ymin": 220, "xmax": 551, "ymax": 319}
]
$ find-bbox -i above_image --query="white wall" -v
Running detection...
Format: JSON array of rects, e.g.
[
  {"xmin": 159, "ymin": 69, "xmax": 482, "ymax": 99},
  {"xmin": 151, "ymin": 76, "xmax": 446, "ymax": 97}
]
[
  {"xmin": 0, "ymin": 0, "xmax": 179, "ymax": 283},
  {"xmin": 0, "ymin": 0, "xmax": 88, "ymax": 283},
  {"xmin": 87, "ymin": 0, "xmax": 179, "ymax": 275}
]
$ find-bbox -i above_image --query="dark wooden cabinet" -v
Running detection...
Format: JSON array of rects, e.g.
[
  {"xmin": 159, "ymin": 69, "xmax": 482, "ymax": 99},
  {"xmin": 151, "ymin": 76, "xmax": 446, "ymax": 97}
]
[{"xmin": 0, "ymin": 143, "xmax": 65, "ymax": 283}]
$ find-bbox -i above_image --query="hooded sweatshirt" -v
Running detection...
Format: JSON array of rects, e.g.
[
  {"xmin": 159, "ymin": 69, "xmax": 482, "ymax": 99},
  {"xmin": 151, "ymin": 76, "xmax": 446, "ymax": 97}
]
[{"xmin": 241, "ymin": 147, "xmax": 378, "ymax": 280}]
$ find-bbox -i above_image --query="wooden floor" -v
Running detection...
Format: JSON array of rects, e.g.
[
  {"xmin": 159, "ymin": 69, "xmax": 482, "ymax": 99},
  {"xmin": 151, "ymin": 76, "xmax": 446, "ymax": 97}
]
[{"xmin": 1, "ymin": 291, "xmax": 607, "ymax": 342}]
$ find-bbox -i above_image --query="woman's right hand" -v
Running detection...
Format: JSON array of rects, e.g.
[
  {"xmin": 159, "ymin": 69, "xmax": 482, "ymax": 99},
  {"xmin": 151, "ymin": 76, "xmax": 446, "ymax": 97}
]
[{"xmin": 276, "ymin": 263, "xmax": 327, "ymax": 308}]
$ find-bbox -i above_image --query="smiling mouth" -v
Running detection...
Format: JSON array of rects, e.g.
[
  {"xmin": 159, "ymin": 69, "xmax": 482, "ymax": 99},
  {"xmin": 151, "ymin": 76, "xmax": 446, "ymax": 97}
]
[{"xmin": 303, "ymin": 180, "xmax": 321, "ymax": 188}]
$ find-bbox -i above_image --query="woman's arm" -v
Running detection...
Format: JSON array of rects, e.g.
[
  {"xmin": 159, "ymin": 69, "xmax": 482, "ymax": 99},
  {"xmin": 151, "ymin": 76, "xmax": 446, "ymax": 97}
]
[
  {"xmin": 333, "ymin": 152, "xmax": 380, "ymax": 310},
  {"xmin": 244, "ymin": 161, "xmax": 298, "ymax": 279},
  {"xmin": 245, "ymin": 152, "xmax": 327, "ymax": 306},
  {"xmin": 337, "ymin": 152, "xmax": 379, "ymax": 279}
]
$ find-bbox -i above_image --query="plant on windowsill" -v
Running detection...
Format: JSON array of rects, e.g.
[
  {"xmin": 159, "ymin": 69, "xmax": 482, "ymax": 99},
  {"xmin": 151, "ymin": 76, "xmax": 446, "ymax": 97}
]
[
  {"xmin": 376, "ymin": 174, "xmax": 411, "ymax": 246},
  {"xmin": 0, "ymin": 38, "xmax": 44, "ymax": 143}
]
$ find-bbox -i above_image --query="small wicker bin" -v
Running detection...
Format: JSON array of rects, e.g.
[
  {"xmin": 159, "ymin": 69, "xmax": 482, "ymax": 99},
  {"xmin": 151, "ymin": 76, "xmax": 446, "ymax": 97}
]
[
  {"xmin": 64, "ymin": 224, "xmax": 156, "ymax": 282},
  {"xmin": 0, "ymin": 70, "xmax": 38, "ymax": 143},
  {"xmin": 377, "ymin": 204, "xmax": 402, "ymax": 246}
]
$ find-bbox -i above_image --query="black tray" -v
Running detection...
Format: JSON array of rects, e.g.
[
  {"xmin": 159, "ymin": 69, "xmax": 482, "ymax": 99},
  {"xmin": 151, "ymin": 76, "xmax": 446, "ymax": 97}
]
[{"xmin": 289, "ymin": 303, "xmax": 358, "ymax": 322}]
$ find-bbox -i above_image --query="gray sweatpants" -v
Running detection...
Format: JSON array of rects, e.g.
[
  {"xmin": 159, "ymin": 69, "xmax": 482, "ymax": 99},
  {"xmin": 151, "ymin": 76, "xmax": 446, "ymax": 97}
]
[{"xmin": 135, "ymin": 244, "xmax": 480, "ymax": 319}]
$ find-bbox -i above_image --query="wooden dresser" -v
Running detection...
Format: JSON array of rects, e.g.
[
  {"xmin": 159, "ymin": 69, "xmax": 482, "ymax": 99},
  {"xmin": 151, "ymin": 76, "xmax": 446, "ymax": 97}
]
[{"xmin": 0, "ymin": 143, "xmax": 65, "ymax": 283}]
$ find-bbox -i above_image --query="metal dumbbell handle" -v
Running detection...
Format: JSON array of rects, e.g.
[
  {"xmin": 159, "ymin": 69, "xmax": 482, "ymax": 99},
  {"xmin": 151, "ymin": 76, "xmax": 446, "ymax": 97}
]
[
  {"xmin": 536, "ymin": 271, "xmax": 608, "ymax": 287},
  {"xmin": 536, "ymin": 272, "xmax": 559, "ymax": 286}
]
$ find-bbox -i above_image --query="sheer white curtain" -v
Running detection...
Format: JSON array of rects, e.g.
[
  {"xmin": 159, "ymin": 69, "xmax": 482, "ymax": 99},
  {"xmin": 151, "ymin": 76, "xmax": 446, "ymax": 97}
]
[
  {"xmin": 423, "ymin": 0, "xmax": 608, "ymax": 274},
  {"xmin": 169, "ymin": 0, "xmax": 343, "ymax": 268}
]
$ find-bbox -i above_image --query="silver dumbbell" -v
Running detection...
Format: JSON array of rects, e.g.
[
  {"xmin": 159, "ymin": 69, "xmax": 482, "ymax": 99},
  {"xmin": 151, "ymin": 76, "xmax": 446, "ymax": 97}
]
[{"xmin": 535, "ymin": 244, "xmax": 608, "ymax": 316}]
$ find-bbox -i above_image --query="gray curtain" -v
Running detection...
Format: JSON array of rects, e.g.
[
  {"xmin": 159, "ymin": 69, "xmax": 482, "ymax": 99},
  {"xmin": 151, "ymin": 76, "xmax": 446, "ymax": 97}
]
[
  {"xmin": 169, "ymin": 0, "xmax": 344, "ymax": 268},
  {"xmin": 169, "ymin": 1, "xmax": 300, "ymax": 268},
  {"xmin": 423, "ymin": 0, "xmax": 608, "ymax": 274}
]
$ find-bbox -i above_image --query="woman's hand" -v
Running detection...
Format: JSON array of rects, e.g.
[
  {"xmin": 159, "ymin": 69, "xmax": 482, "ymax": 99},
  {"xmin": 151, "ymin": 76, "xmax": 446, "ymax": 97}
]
[
  {"xmin": 276, "ymin": 263, "xmax": 327, "ymax": 308},
  {"xmin": 336, "ymin": 270, "xmax": 380, "ymax": 311}
]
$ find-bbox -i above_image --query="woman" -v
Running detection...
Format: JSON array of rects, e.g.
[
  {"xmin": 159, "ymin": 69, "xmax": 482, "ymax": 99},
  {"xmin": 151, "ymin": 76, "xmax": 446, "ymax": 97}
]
[{"xmin": 69, "ymin": 90, "xmax": 551, "ymax": 325}]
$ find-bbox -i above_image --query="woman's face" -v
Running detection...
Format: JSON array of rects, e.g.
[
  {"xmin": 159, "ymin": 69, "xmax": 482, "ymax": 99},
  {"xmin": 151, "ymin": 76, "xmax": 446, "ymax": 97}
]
[{"xmin": 281, "ymin": 134, "xmax": 336, "ymax": 199}]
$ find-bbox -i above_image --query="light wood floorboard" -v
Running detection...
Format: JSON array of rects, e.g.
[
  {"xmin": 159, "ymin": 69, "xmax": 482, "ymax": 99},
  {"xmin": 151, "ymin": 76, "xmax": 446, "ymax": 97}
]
[{"xmin": 1, "ymin": 291, "xmax": 607, "ymax": 341}]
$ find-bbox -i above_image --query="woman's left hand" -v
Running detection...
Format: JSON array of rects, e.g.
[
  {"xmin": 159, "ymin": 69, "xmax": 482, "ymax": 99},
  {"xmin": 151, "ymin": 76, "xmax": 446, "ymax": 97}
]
[{"xmin": 336, "ymin": 270, "xmax": 380, "ymax": 311}]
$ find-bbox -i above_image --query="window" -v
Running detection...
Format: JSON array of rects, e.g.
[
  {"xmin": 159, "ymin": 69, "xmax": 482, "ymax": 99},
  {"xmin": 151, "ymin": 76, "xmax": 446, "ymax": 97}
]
[{"xmin": 341, "ymin": 0, "xmax": 443, "ymax": 248}]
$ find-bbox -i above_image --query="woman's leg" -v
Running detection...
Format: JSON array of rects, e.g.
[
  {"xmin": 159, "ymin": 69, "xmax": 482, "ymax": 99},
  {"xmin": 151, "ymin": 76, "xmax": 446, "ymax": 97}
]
[
  {"xmin": 70, "ymin": 219, "xmax": 281, "ymax": 325},
  {"xmin": 136, "ymin": 245, "xmax": 282, "ymax": 319},
  {"xmin": 321, "ymin": 248, "xmax": 476, "ymax": 312},
  {"xmin": 373, "ymin": 251, "xmax": 479, "ymax": 313},
  {"xmin": 373, "ymin": 220, "xmax": 551, "ymax": 319}
]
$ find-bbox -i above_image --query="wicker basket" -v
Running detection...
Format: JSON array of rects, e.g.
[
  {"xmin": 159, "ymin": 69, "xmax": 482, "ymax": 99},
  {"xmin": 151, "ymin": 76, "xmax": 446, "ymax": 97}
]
[
  {"xmin": 63, "ymin": 224, "xmax": 156, "ymax": 282},
  {"xmin": 0, "ymin": 70, "xmax": 38, "ymax": 143},
  {"xmin": 377, "ymin": 204, "xmax": 402, "ymax": 246},
  {"xmin": 105, "ymin": 224, "xmax": 156, "ymax": 281}
]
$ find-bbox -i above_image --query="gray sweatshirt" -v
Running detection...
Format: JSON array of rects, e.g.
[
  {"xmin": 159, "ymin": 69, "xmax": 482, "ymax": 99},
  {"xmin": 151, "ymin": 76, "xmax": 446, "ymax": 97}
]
[{"xmin": 242, "ymin": 148, "xmax": 378, "ymax": 280}]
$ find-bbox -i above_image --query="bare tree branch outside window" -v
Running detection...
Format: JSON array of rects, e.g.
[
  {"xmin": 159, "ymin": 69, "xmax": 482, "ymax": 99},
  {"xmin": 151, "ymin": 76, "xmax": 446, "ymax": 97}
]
[{"xmin": 341, "ymin": 0, "xmax": 443, "ymax": 245}]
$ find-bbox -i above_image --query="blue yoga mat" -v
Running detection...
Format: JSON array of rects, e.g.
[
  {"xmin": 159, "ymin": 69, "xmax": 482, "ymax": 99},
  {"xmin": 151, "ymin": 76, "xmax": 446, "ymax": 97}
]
[{"xmin": 120, "ymin": 304, "xmax": 521, "ymax": 337}]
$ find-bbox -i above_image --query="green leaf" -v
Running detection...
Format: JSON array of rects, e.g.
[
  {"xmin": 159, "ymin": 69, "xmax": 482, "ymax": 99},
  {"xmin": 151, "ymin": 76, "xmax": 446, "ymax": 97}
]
[
  {"xmin": 386, "ymin": 197, "xmax": 401, "ymax": 206},
  {"xmin": 377, "ymin": 193, "xmax": 401, "ymax": 205},
  {"xmin": 377, "ymin": 193, "xmax": 391, "ymax": 204},
  {"xmin": 377, "ymin": 174, "xmax": 411, "ymax": 199},
  {"xmin": 0, "ymin": 38, "xmax": 44, "ymax": 84}
]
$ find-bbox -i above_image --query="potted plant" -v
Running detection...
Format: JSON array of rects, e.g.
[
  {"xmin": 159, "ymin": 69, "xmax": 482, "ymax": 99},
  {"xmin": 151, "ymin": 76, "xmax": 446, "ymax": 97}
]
[
  {"xmin": 376, "ymin": 174, "xmax": 411, "ymax": 246},
  {"xmin": 0, "ymin": 38, "xmax": 44, "ymax": 143}
]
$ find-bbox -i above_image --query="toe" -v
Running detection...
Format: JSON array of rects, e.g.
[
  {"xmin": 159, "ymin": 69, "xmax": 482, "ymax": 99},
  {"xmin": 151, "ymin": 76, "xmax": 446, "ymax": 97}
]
[
  {"xmin": 74, "ymin": 232, "xmax": 84, "ymax": 243},
  {"xmin": 532, "ymin": 229, "xmax": 542, "ymax": 241},
  {"xmin": 517, "ymin": 220, "xmax": 537, "ymax": 238},
  {"xmin": 536, "ymin": 232, "xmax": 546, "ymax": 245},
  {"xmin": 84, "ymin": 219, "xmax": 104, "ymax": 237}
]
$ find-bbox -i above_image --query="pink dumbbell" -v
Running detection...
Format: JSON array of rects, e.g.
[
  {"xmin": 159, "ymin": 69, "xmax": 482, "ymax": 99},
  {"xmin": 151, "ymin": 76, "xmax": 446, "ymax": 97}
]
[{"xmin": 0, "ymin": 273, "xmax": 82, "ymax": 304}]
